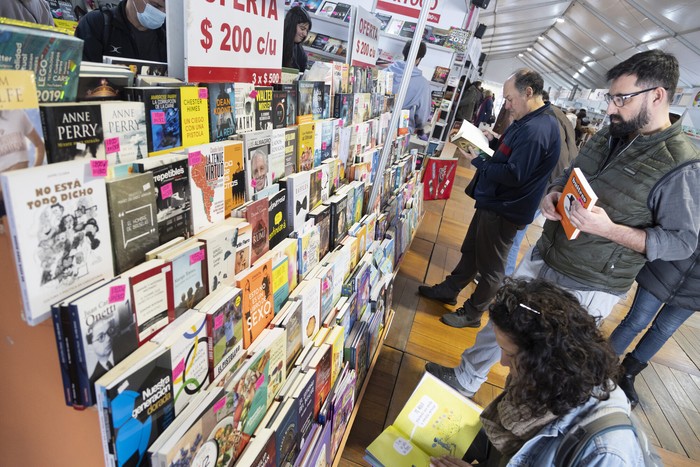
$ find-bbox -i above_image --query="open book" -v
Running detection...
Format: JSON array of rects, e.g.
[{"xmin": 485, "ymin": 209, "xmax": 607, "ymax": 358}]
[
  {"xmin": 556, "ymin": 167, "xmax": 598, "ymax": 240},
  {"xmin": 365, "ymin": 372, "xmax": 483, "ymax": 466},
  {"xmin": 450, "ymin": 120, "xmax": 494, "ymax": 157}
]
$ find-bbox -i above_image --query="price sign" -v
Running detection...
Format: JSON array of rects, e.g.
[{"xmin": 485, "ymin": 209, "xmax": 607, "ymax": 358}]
[
  {"xmin": 376, "ymin": 0, "xmax": 444, "ymax": 25},
  {"xmin": 183, "ymin": 0, "xmax": 284, "ymax": 84},
  {"xmin": 351, "ymin": 6, "xmax": 381, "ymax": 68}
]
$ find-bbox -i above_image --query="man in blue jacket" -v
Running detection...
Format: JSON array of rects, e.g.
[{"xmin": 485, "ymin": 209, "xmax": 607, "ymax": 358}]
[
  {"xmin": 419, "ymin": 69, "xmax": 561, "ymax": 329},
  {"xmin": 386, "ymin": 41, "xmax": 432, "ymax": 136}
]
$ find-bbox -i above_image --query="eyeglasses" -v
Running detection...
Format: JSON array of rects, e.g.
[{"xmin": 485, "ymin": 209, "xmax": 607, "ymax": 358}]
[
  {"xmin": 604, "ymin": 87, "xmax": 665, "ymax": 108},
  {"xmin": 92, "ymin": 326, "xmax": 117, "ymax": 343}
]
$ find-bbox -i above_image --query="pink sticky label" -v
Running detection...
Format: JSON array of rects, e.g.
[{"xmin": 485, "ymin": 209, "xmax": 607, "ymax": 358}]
[
  {"xmin": 108, "ymin": 285, "xmax": 126, "ymax": 303},
  {"xmin": 250, "ymin": 178, "xmax": 257, "ymax": 188},
  {"xmin": 255, "ymin": 373, "xmax": 265, "ymax": 389},
  {"xmin": 188, "ymin": 151, "xmax": 203, "ymax": 166},
  {"xmin": 105, "ymin": 137, "xmax": 121, "ymax": 154},
  {"xmin": 151, "ymin": 110, "xmax": 166, "ymax": 125},
  {"xmin": 213, "ymin": 397, "xmax": 226, "ymax": 413},
  {"xmin": 322, "ymin": 142, "xmax": 327, "ymax": 150},
  {"xmin": 199, "ymin": 88, "xmax": 208, "ymax": 99},
  {"xmin": 173, "ymin": 359, "xmax": 185, "ymax": 379},
  {"xmin": 160, "ymin": 182, "xmax": 173, "ymax": 199},
  {"xmin": 249, "ymin": 90, "xmax": 258, "ymax": 98},
  {"xmin": 214, "ymin": 314, "xmax": 224, "ymax": 330},
  {"xmin": 90, "ymin": 159, "xmax": 108, "ymax": 177},
  {"xmin": 190, "ymin": 249, "xmax": 205, "ymax": 265}
]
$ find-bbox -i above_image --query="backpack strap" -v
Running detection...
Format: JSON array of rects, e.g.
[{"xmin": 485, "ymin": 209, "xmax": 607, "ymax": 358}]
[{"xmin": 554, "ymin": 412, "xmax": 634, "ymax": 467}]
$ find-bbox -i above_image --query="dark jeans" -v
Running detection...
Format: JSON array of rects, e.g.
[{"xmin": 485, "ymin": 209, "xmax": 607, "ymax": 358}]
[{"xmin": 444, "ymin": 209, "xmax": 522, "ymax": 312}]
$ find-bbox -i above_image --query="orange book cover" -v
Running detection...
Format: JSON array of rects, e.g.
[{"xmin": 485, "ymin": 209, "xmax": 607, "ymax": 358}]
[
  {"xmin": 556, "ymin": 167, "xmax": 598, "ymax": 240},
  {"xmin": 236, "ymin": 258, "xmax": 274, "ymax": 348}
]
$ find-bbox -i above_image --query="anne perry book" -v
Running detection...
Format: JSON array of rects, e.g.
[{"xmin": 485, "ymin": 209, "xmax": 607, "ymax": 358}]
[
  {"xmin": 556, "ymin": 167, "xmax": 598, "ymax": 240},
  {"xmin": 39, "ymin": 102, "xmax": 105, "ymax": 163},
  {"xmin": 100, "ymin": 100, "xmax": 148, "ymax": 164},
  {"xmin": 365, "ymin": 371, "xmax": 483, "ymax": 467},
  {"xmin": 0, "ymin": 159, "xmax": 114, "ymax": 325}
]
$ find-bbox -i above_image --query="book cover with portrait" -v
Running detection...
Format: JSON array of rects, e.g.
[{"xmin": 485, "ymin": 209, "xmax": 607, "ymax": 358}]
[
  {"xmin": 242, "ymin": 129, "xmax": 273, "ymax": 202},
  {"xmin": 0, "ymin": 159, "xmax": 114, "ymax": 325},
  {"xmin": 556, "ymin": 167, "xmax": 598, "ymax": 240}
]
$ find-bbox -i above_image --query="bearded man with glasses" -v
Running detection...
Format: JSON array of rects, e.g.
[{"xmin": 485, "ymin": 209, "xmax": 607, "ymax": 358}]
[{"xmin": 425, "ymin": 49, "xmax": 700, "ymax": 401}]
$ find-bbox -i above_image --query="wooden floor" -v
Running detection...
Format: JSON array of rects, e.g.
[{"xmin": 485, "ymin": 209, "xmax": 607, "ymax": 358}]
[{"xmin": 339, "ymin": 160, "xmax": 700, "ymax": 466}]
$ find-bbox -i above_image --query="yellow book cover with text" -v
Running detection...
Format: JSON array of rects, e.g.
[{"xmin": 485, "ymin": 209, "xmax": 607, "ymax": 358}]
[
  {"xmin": 297, "ymin": 121, "xmax": 315, "ymax": 172},
  {"xmin": 223, "ymin": 140, "xmax": 245, "ymax": 215},
  {"xmin": 365, "ymin": 371, "xmax": 482, "ymax": 466},
  {"xmin": 180, "ymin": 86, "xmax": 210, "ymax": 148}
]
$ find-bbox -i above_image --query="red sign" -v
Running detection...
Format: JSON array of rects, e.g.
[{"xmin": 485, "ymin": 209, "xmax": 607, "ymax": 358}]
[{"xmin": 376, "ymin": 0, "xmax": 442, "ymax": 24}]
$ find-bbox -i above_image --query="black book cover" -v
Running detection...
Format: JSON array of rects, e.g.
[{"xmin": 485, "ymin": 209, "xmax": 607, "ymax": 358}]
[
  {"xmin": 76, "ymin": 75, "xmax": 130, "ymax": 101},
  {"xmin": 40, "ymin": 103, "xmax": 105, "ymax": 163},
  {"xmin": 105, "ymin": 173, "xmax": 160, "ymax": 274},
  {"xmin": 307, "ymin": 204, "xmax": 330, "ymax": 259},
  {"xmin": 268, "ymin": 189, "xmax": 288, "ymax": 250},
  {"xmin": 134, "ymin": 156, "xmax": 192, "ymax": 244},
  {"xmin": 310, "ymin": 34, "xmax": 330, "ymax": 50},
  {"xmin": 129, "ymin": 87, "xmax": 182, "ymax": 154},
  {"xmin": 207, "ymin": 82, "xmax": 236, "ymax": 142},
  {"xmin": 333, "ymin": 93, "xmax": 354, "ymax": 126},
  {"xmin": 330, "ymin": 2, "xmax": 351, "ymax": 20},
  {"xmin": 297, "ymin": 81, "xmax": 316, "ymax": 119},
  {"xmin": 272, "ymin": 90, "xmax": 287, "ymax": 129},
  {"xmin": 255, "ymin": 86, "xmax": 274, "ymax": 131},
  {"xmin": 283, "ymin": 127, "xmax": 298, "ymax": 176},
  {"xmin": 329, "ymin": 192, "xmax": 348, "ymax": 249}
]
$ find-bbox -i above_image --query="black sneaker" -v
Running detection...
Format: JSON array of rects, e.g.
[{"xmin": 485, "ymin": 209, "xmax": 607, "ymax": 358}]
[
  {"xmin": 425, "ymin": 362, "xmax": 474, "ymax": 398},
  {"xmin": 440, "ymin": 307, "xmax": 482, "ymax": 328},
  {"xmin": 418, "ymin": 282, "xmax": 458, "ymax": 305}
]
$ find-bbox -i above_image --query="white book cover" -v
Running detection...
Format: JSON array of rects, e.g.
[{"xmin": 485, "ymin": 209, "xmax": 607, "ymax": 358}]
[
  {"xmin": 243, "ymin": 129, "xmax": 273, "ymax": 201},
  {"xmin": 197, "ymin": 224, "xmax": 237, "ymax": 292},
  {"xmin": 100, "ymin": 101, "xmax": 148, "ymax": 164},
  {"xmin": 289, "ymin": 278, "xmax": 321, "ymax": 347},
  {"xmin": 1, "ymin": 160, "xmax": 114, "ymax": 325},
  {"xmin": 270, "ymin": 128, "xmax": 287, "ymax": 185},
  {"xmin": 188, "ymin": 142, "xmax": 226, "ymax": 234},
  {"xmin": 286, "ymin": 170, "xmax": 311, "ymax": 235}
]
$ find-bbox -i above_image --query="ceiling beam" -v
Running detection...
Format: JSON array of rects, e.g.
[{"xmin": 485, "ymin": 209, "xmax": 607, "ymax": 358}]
[
  {"xmin": 530, "ymin": 48, "xmax": 591, "ymax": 89},
  {"xmin": 525, "ymin": 51, "xmax": 581, "ymax": 88},
  {"xmin": 623, "ymin": 0, "xmax": 700, "ymax": 57},
  {"xmin": 519, "ymin": 55, "xmax": 574, "ymax": 89},
  {"xmin": 577, "ymin": 0, "xmax": 638, "ymax": 46},
  {"xmin": 483, "ymin": 14, "xmax": 561, "ymax": 30},
  {"xmin": 564, "ymin": 15, "xmax": 618, "ymax": 56},
  {"xmin": 537, "ymin": 38, "xmax": 606, "ymax": 86},
  {"xmin": 482, "ymin": 25, "xmax": 552, "ymax": 40},
  {"xmin": 480, "ymin": 0, "xmax": 570, "ymax": 17}
]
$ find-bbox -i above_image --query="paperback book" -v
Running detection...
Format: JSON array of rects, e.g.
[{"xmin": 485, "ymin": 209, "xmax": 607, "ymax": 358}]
[
  {"xmin": 556, "ymin": 167, "xmax": 598, "ymax": 240},
  {"xmin": 206, "ymin": 82, "xmax": 236, "ymax": 141},
  {"xmin": 188, "ymin": 142, "xmax": 227, "ymax": 234}
]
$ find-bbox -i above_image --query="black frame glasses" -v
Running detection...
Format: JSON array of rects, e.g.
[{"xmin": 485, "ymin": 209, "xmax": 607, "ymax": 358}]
[{"xmin": 604, "ymin": 87, "xmax": 664, "ymax": 108}]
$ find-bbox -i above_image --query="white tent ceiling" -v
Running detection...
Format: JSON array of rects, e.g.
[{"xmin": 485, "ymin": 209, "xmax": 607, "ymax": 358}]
[{"xmin": 478, "ymin": 0, "xmax": 700, "ymax": 90}]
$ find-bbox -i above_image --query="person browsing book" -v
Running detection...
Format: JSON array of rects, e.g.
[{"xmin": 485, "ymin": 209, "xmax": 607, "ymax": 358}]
[
  {"xmin": 419, "ymin": 68, "xmax": 561, "ymax": 333},
  {"xmin": 430, "ymin": 279, "xmax": 647, "ymax": 467},
  {"xmin": 282, "ymin": 6, "xmax": 312, "ymax": 72},
  {"xmin": 386, "ymin": 41, "xmax": 432, "ymax": 137},
  {"xmin": 75, "ymin": 0, "xmax": 167, "ymax": 63},
  {"xmin": 427, "ymin": 50, "xmax": 700, "ymax": 401},
  {"xmin": 609, "ymin": 229, "xmax": 700, "ymax": 409}
]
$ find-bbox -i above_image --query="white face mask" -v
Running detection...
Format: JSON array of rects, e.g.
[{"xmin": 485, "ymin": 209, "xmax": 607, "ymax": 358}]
[{"xmin": 137, "ymin": 0, "xmax": 166, "ymax": 30}]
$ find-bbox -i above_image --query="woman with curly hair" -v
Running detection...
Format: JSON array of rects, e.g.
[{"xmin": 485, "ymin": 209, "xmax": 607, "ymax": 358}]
[{"xmin": 431, "ymin": 279, "xmax": 646, "ymax": 466}]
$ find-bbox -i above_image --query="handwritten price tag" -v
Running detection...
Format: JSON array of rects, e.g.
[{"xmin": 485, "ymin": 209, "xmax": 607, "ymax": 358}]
[
  {"xmin": 199, "ymin": 88, "xmax": 208, "ymax": 99},
  {"xmin": 160, "ymin": 182, "xmax": 173, "ymax": 199},
  {"xmin": 213, "ymin": 397, "xmax": 226, "ymax": 413},
  {"xmin": 151, "ymin": 110, "xmax": 166, "ymax": 125},
  {"xmin": 189, "ymin": 151, "xmax": 203, "ymax": 166},
  {"xmin": 173, "ymin": 360, "xmax": 185, "ymax": 380},
  {"xmin": 190, "ymin": 249, "xmax": 205, "ymax": 265},
  {"xmin": 214, "ymin": 313, "xmax": 224, "ymax": 330},
  {"xmin": 109, "ymin": 285, "xmax": 126, "ymax": 303},
  {"xmin": 105, "ymin": 137, "xmax": 121, "ymax": 155},
  {"xmin": 90, "ymin": 159, "xmax": 108, "ymax": 177}
]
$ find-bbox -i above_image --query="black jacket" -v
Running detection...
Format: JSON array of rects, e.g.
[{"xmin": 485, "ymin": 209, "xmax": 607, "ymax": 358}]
[
  {"xmin": 75, "ymin": 0, "xmax": 167, "ymax": 63},
  {"xmin": 636, "ymin": 233, "xmax": 700, "ymax": 310},
  {"xmin": 290, "ymin": 43, "xmax": 308, "ymax": 72}
]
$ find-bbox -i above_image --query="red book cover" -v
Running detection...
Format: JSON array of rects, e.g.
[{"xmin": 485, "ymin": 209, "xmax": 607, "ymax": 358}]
[
  {"xmin": 423, "ymin": 157, "xmax": 458, "ymax": 200},
  {"xmin": 556, "ymin": 167, "xmax": 598, "ymax": 240},
  {"xmin": 245, "ymin": 197, "xmax": 270, "ymax": 264},
  {"xmin": 236, "ymin": 258, "xmax": 274, "ymax": 348},
  {"xmin": 128, "ymin": 260, "xmax": 175, "ymax": 344}
]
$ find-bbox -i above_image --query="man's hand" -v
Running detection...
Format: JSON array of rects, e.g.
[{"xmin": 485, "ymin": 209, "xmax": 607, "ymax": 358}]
[
  {"xmin": 430, "ymin": 456, "xmax": 473, "ymax": 467},
  {"xmin": 482, "ymin": 129, "xmax": 495, "ymax": 142},
  {"xmin": 568, "ymin": 203, "xmax": 614, "ymax": 237},
  {"xmin": 540, "ymin": 191, "xmax": 562, "ymax": 220}
]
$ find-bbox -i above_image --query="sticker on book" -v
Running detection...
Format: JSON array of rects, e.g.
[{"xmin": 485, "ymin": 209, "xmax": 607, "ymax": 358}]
[
  {"xmin": 198, "ymin": 88, "xmax": 208, "ymax": 99},
  {"xmin": 90, "ymin": 159, "xmax": 108, "ymax": 177},
  {"xmin": 160, "ymin": 182, "xmax": 173, "ymax": 199},
  {"xmin": 190, "ymin": 249, "xmax": 205, "ymax": 265},
  {"xmin": 105, "ymin": 137, "xmax": 121, "ymax": 155},
  {"xmin": 108, "ymin": 284, "xmax": 126, "ymax": 303},
  {"xmin": 151, "ymin": 110, "xmax": 166, "ymax": 125},
  {"xmin": 189, "ymin": 150, "xmax": 203, "ymax": 166}
]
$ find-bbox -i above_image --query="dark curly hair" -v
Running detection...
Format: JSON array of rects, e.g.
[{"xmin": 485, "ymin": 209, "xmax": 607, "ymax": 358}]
[
  {"xmin": 489, "ymin": 278, "xmax": 619, "ymax": 417},
  {"xmin": 606, "ymin": 50, "xmax": 678, "ymax": 104}
]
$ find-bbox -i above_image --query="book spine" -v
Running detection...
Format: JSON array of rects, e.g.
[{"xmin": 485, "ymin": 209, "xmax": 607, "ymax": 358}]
[
  {"xmin": 68, "ymin": 305, "xmax": 94, "ymax": 407},
  {"xmin": 50, "ymin": 306, "xmax": 73, "ymax": 407},
  {"xmin": 95, "ymin": 386, "xmax": 116, "ymax": 467},
  {"xmin": 60, "ymin": 305, "xmax": 84, "ymax": 409},
  {"xmin": 206, "ymin": 315, "xmax": 216, "ymax": 382}
]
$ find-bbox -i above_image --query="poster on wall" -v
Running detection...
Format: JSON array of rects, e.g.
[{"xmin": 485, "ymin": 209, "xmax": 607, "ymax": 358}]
[
  {"xmin": 169, "ymin": 0, "xmax": 284, "ymax": 85},
  {"xmin": 351, "ymin": 6, "xmax": 380, "ymax": 67}
]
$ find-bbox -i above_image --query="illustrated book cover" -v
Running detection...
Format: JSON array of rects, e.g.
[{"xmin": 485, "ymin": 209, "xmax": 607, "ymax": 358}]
[{"xmin": 556, "ymin": 167, "xmax": 598, "ymax": 240}]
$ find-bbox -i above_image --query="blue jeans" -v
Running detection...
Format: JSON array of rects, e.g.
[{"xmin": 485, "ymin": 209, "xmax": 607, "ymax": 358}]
[
  {"xmin": 609, "ymin": 286, "xmax": 694, "ymax": 363},
  {"xmin": 504, "ymin": 209, "xmax": 539, "ymax": 276}
]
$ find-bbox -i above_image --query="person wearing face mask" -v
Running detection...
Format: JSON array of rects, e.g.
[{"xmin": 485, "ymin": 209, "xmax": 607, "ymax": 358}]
[
  {"xmin": 75, "ymin": 0, "xmax": 167, "ymax": 63},
  {"xmin": 282, "ymin": 6, "xmax": 312, "ymax": 72}
]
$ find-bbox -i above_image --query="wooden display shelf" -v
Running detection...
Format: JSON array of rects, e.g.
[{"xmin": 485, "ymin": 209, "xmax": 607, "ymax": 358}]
[{"xmin": 331, "ymin": 308, "xmax": 395, "ymax": 467}]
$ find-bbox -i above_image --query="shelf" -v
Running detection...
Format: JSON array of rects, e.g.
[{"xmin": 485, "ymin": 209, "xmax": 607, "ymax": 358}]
[
  {"xmin": 303, "ymin": 46, "xmax": 347, "ymax": 62},
  {"xmin": 378, "ymin": 32, "xmax": 455, "ymax": 54},
  {"xmin": 307, "ymin": 11, "xmax": 352, "ymax": 28}
]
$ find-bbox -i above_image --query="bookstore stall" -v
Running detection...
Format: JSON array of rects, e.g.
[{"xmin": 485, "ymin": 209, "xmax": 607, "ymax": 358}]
[{"xmin": 0, "ymin": 1, "xmax": 484, "ymax": 465}]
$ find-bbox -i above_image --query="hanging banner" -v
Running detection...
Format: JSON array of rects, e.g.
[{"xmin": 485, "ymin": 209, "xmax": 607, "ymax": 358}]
[
  {"xmin": 351, "ymin": 6, "xmax": 381, "ymax": 67},
  {"xmin": 375, "ymin": 0, "xmax": 443, "ymax": 24},
  {"xmin": 181, "ymin": 0, "xmax": 284, "ymax": 84}
]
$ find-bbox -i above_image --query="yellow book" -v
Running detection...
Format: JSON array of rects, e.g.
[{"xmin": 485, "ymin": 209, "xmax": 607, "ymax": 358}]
[
  {"xmin": 323, "ymin": 325, "xmax": 345, "ymax": 389},
  {"xmin": 297, "ymin": 121, "xmax": 316, "ymax": 171},
  {"xmin": 365, "ymin": 371, "xmax": 482, "ymax": 466},
  {"xmin": 180, "ymin": 86, "xmax": 210, "ymax": 148}
]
